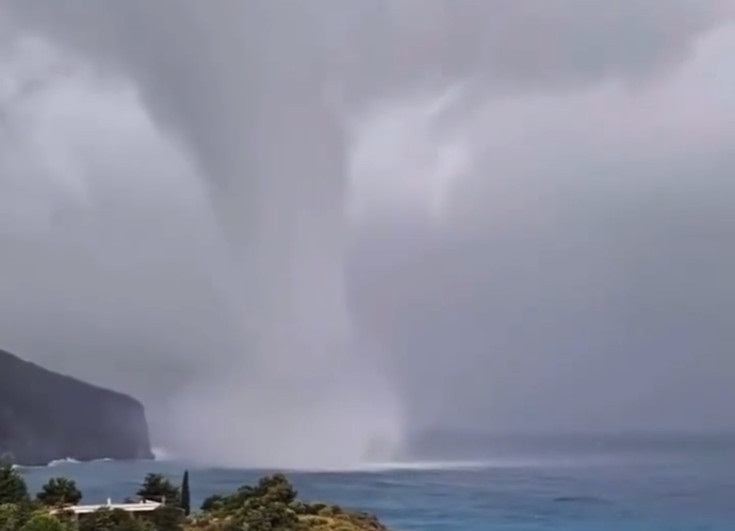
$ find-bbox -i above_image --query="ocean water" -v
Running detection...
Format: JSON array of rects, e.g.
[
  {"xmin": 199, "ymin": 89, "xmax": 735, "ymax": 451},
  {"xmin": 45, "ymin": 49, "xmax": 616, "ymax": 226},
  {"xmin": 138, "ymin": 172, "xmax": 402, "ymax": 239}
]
[{"xmin": 17, "ymin": 436, "xmax": 735, "ymax": 530}]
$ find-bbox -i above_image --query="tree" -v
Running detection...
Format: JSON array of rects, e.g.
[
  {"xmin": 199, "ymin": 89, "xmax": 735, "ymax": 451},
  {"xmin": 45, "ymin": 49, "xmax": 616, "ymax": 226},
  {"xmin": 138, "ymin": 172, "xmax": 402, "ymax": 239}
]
[
  {"xmin": 0, "ymin": 461, "xmax": 29, "ymax": 504},
  {"xmin": 36, "ymin": 478, "xmax": 82, "ymax": 507},
  {"xmin": 253, "ymin": 474, "xmax": 297, "ymax": 505},
  {"xmin": 136, "ymin": 474, "xmax": 180, "ymax": 505},
  {"xmin": 180, "ymin": 471, "xmax": 190, "ymax": 516},
  {"xmin": 148, "ymin": 506, "xmax": 184, "ymax": 531},
  {"xmin": 19, "ymin": 513, "xmax": 66, "ymax": 531}
]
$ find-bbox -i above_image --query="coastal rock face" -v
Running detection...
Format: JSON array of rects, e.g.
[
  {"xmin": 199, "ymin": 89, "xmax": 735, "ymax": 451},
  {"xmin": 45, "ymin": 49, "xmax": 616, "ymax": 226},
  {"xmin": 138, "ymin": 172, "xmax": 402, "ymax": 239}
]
[{"xmin": 0, "ymin": 349, "xmax": 153, "ymax": 465}]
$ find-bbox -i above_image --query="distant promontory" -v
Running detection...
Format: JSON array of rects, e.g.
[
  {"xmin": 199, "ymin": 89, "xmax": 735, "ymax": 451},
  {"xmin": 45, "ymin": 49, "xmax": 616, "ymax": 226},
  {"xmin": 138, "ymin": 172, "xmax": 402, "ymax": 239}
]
[{"xmin": 0, "ymin": 348, "xmax": 153, "ymax": 466}]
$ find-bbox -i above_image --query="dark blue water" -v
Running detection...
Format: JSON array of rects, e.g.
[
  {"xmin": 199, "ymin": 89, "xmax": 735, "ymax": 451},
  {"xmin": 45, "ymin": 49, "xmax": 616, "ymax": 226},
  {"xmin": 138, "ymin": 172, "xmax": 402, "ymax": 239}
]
[{"xmin": 17, "ymin": 437, "xmax": 735, "ymax": 530}]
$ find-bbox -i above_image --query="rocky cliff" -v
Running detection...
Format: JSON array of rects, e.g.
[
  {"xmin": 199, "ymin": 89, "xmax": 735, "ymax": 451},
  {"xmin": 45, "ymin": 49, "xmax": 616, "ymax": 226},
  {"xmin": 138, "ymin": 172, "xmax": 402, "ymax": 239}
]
[{"xmin": 0, "ymin": 349, "xmax": 153, "ymax": 465}]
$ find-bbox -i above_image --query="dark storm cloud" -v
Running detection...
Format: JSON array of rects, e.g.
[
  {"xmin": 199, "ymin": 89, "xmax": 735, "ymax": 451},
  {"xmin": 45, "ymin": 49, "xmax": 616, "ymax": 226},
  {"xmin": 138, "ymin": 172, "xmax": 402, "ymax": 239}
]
[
  {"xmin": 0, "ymin": 1, "xmax": 734, "ymax": 465},
  {"xmin": 0, "ymin": 41, "xmax": 233, "ymax": 400}
]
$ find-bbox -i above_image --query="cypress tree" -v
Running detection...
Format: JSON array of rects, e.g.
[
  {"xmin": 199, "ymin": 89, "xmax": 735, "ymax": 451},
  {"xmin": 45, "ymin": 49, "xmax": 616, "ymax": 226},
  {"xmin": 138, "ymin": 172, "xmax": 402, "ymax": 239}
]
[{"xmin": 180, "ymin": 470, "xmax": 191, "ymax": 516}]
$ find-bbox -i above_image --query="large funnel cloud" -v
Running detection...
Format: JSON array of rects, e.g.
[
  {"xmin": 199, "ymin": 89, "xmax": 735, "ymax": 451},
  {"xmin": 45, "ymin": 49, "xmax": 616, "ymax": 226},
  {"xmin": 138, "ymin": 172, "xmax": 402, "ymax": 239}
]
[
  {"xmin": 0, "ymin": 1, "xmax": 407, "ymax": 468},
  {"xmin": 1, "ymin": 1, "xmax": 735, "ymax": 466}
]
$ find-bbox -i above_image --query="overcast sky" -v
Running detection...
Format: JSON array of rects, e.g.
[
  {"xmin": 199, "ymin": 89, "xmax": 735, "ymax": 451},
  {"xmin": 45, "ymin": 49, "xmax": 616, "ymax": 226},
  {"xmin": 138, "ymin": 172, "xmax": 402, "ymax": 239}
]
[{"xmin": 1, "ymin": 1, "xmax": 734, "ymax": 468}]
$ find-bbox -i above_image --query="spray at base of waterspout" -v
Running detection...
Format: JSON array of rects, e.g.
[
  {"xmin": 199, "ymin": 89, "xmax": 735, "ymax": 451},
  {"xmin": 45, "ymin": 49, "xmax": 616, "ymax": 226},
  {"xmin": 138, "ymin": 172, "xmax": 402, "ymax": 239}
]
[{"xmin": 164, "ymin": 347, "xmax": 404, "ymax": 470}]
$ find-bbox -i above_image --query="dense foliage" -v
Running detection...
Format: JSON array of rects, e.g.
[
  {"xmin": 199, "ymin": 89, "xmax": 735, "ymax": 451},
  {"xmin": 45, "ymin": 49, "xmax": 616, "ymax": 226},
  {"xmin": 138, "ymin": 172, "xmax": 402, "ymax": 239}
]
[
  {"xmin": 192, "ymin": 474, "xmax": 388, "ymax": 531},
  {"xmin": 0, "ymin": 467, "xmax": 390, "ymax": 531}
]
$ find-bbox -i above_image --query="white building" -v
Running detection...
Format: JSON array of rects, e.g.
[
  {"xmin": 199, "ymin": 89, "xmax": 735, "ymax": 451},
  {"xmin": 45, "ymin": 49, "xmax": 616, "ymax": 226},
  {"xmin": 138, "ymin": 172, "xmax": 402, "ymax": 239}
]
[{"xmin": 51, "ymin": 498, "xmax": 163, "ymax": 516}]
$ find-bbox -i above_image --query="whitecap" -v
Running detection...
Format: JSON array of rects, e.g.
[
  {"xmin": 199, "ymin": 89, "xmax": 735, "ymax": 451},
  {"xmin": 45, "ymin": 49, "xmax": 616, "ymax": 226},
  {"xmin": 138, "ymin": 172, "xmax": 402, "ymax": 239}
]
[{"xmin": 47, "ymin": 457, "xmax": 80, "ymax": 467}]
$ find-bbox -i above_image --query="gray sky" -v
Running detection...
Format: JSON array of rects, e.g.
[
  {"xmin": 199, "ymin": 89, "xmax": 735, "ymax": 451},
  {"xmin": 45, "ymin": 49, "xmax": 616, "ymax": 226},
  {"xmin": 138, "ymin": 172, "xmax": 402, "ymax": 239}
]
[{"xmin": 1, "ymin": 1, "xmax": 734, "ymax": 467}]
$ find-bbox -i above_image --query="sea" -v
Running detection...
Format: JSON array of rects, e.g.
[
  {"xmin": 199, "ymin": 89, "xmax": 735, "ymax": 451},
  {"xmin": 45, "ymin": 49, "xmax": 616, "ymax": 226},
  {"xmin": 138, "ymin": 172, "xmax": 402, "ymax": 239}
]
[{"xmin": 16, "ymin": 434, "xmax": 735, "ymax": 530}]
